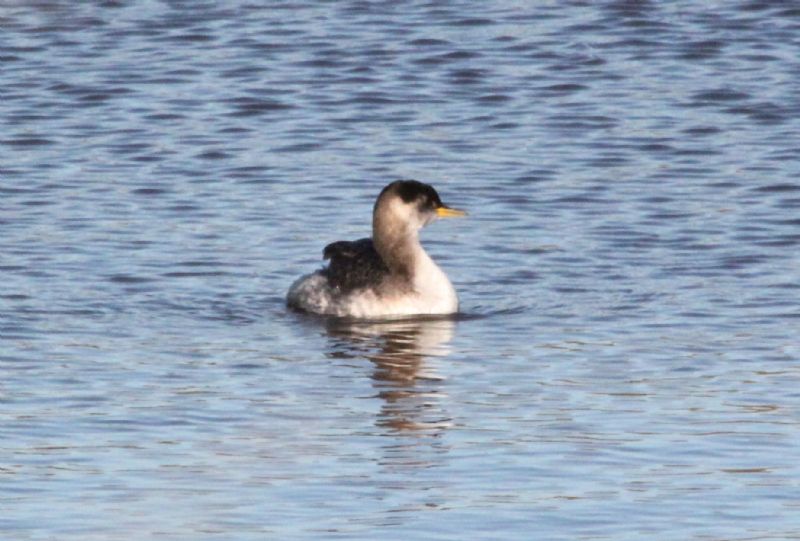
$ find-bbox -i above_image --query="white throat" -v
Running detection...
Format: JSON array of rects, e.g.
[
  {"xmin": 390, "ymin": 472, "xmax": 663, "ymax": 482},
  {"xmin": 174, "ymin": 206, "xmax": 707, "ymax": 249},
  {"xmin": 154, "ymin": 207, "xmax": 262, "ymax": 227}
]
[{"xmin": 409, "ymin": 240, "xmax": 458, "ymax": 312}]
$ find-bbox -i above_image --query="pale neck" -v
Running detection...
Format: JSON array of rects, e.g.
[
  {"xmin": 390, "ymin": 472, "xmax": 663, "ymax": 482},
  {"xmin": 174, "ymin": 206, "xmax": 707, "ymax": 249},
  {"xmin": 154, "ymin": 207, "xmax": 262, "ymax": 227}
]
[
  {"xmin": 373, "ymin": 211, "xmax": 456, "ymax": 309},
  {"xmin": 373, "ymin": 213, "xmax": 426, "ymax": 280}
]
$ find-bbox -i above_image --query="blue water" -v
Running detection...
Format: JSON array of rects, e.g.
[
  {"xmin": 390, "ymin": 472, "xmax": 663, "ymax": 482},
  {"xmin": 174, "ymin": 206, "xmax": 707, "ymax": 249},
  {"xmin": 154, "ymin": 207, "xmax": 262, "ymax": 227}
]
[{"xmin": 2, "ymin": 2, "xmax": 800, "ymax": 539}]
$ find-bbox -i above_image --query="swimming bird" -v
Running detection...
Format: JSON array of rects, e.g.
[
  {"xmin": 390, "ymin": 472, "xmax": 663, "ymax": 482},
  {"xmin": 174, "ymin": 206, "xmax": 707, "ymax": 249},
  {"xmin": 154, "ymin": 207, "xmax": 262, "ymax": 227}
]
[{"xmin": 287, "ymin": 180, "xmax": 466, "ymax": 318}]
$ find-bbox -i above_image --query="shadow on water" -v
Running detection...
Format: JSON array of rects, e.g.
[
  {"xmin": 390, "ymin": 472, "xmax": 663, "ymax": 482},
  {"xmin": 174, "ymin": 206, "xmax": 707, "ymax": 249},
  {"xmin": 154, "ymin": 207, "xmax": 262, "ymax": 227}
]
[{"xmin": 324, "ymin": 316, "xmax": 456, "ymax": 435}]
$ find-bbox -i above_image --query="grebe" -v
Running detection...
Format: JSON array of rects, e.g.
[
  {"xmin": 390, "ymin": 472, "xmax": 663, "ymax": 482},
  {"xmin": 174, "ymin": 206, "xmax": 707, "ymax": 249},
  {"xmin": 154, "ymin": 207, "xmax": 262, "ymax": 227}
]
[{"xmin": 287, "ymin": 180, "xmax": 466, "ymax": 318}]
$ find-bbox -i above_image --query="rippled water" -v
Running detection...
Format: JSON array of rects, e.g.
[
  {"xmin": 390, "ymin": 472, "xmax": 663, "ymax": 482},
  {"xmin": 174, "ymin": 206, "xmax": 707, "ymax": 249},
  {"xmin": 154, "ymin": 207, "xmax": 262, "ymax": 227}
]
[{"xmin": 3, "ymin": 2, "xmax": 800, "ymax": 539}]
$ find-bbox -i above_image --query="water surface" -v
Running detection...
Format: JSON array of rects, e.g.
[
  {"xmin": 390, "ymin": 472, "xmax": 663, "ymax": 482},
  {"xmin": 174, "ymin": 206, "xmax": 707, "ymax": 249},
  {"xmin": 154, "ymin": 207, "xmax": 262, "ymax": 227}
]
[{"xmin": 2, "ymin": 2, "xmax": 800, "ymax": 539}]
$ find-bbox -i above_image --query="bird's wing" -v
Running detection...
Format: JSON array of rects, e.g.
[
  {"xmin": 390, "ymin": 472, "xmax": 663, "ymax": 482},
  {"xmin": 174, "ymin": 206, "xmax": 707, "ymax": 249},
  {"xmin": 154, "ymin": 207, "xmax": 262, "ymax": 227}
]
[{"xmin": 322, "ymin": 238, "xmax": 389, "ymax": 292}]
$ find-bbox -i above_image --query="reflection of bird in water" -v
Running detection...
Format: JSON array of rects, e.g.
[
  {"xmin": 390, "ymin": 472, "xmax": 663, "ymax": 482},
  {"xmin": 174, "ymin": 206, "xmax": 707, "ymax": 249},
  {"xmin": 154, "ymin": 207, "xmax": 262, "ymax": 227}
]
[
  {"xmin": 287, "ymin": 180, "xmax": 466, "ymax": 318},
  {"xmin": 325, "ymin": 317, "xmax": 455, "ymax": 433}
]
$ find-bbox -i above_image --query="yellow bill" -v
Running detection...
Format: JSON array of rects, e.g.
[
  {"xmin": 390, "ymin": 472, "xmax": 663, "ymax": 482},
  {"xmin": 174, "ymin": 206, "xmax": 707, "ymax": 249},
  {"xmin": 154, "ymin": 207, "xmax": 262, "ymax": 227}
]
[{"xmin": 436, "ymin": 206, "xmax": 467, "ymax": 218}]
